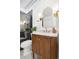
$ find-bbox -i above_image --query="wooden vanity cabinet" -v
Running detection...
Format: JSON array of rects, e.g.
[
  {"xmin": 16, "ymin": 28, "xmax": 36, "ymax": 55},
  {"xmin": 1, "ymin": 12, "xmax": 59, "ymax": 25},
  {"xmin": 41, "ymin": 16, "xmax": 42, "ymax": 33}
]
[{"xmin": 32, "ymin": 34, "xmax": 58, "ymax": 59}]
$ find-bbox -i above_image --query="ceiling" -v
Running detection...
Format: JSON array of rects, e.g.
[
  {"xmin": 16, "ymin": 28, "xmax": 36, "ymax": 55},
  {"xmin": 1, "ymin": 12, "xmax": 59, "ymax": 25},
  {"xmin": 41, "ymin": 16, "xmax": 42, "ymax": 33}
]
[
  {"xmin": 20, "ymin": 11, "xmax": 32, "ymax": 21},
  {"xmin": 20, "ymin": 0, "xmax": 38, "ymax": 13}
]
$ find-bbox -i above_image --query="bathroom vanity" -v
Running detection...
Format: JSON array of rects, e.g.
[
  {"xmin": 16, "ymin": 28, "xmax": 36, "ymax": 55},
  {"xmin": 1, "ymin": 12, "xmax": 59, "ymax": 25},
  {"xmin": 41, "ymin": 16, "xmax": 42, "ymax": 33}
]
[{"xmin": 32, "ymin": 32, "xmax": 58, "ymax": 59}]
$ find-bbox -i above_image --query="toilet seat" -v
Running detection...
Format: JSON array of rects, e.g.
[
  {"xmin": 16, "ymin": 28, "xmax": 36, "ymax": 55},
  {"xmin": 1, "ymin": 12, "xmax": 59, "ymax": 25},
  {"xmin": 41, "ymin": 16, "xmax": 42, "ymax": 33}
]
[{"xmin": 21, "ymin": 40, "xmax": 32, "ymax": 48}]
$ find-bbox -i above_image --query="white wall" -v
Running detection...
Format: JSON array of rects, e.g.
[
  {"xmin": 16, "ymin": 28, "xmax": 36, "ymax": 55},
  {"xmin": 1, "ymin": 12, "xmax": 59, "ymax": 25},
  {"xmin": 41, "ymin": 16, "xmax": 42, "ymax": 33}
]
[{"xmin": 32, "ymin": 0, "xmax": 59, "ymax": 28}]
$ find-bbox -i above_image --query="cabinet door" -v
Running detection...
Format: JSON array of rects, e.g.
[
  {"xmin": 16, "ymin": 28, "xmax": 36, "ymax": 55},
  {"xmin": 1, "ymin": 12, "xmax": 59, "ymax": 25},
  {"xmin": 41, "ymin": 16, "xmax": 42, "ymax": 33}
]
[
  {"xmin": 32, "ymin": 34, "xmax": 36, "ymax": 52},
  {"xmin": 32, "ymin": 34, "xmax": 40, "ymax": 54},
  {"xmin": 39, "ymin": 36, "xmax": 50, "ymax": 59},
  {"xmin": 50, "ymin": 37, "xmax": 57, "ymax": 59}
]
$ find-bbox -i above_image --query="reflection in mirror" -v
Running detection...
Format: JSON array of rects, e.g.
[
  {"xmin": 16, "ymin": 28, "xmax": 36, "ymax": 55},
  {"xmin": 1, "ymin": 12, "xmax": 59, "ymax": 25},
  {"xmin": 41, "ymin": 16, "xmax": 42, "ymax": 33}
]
[
  {"xmin": 41, "ymin": 7, "xmax": 59, "ymax": 33},
  {"xmin": 43, "ymin": 7, "xmax": 52, "ymax": 17},
  {"xmin": 42, "ymin": 7, "xmax": 54, "ymax": 28}
]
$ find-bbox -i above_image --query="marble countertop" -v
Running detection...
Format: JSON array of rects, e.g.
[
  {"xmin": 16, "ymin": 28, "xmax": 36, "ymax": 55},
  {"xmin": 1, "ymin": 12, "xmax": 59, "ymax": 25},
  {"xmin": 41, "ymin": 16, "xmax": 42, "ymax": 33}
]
[{"xmin": 32, "ymin": 31, "xmax": 58, "ymax": 37}]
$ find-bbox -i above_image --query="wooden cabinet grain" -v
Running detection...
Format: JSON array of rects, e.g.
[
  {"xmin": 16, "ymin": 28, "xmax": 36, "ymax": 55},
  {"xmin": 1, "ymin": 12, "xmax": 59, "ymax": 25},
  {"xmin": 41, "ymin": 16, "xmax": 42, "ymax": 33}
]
[{"xmin": 32, "ymin": 34, "xmax": 58, "ymax": 59}]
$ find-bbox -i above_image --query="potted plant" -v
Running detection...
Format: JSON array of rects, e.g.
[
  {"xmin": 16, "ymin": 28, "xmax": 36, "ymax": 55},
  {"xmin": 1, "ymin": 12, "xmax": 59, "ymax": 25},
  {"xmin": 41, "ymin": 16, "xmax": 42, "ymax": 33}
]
[
  {"xmin": 25, "ymin": 28, "xmax": 30, "ymax": 32},
  {"xmin": 31, "ymin": 27, "xmax": 36, "ymax": 32}
]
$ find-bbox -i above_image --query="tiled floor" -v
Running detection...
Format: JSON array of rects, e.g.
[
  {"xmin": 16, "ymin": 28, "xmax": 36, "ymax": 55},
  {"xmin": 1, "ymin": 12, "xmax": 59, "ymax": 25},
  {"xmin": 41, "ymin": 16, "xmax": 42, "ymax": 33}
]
[
  {"xmin": 20, "ymin": 50, "xmax": 33, "ymax": 59},
  {"xmin": 20, "ymin": 50, "xmax": 39, "ymax": 59},
  {"xmin": 20, "ymin": 51, "xmax": 26, "ymax": 59}
]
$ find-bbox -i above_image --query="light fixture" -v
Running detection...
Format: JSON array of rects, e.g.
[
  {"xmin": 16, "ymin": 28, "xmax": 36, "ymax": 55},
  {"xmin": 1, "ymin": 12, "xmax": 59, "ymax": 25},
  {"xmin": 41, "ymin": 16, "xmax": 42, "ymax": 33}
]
[
  {"xmin": 53, "ymin": 3, "xmax": 59, "ymax": 17},
  {"xmin": 38, "ymin": 13, "xmax": 43, "ymax": 21},
  {"xmin": 20, "ymin": 20, "xmax": 27, "ymax": 25},
  {"xmin": 20, "ymin": 21, "xmax": 23, "ymax": 25},
  {"xmin": 23, "ymin": 20, "xmax": 26, "ymax": 24},
  {"xmin": 53, "ymin": 10, "xmax": 59, "ymax": 17}
]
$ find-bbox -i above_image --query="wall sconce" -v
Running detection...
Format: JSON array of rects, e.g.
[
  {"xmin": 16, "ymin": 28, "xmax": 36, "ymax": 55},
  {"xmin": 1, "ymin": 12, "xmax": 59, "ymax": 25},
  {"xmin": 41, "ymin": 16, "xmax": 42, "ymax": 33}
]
[
  {"xmin": 20, "ymin": 20, "xmax": 27, "ymax": 25},
  {"xmin": 39, "ymin": 17, "xmax": 43, "ymax": 21},
  {"xmin": 53, "ymin": 10, "xmax": 59, "ymax": 17},
  {"xmin": 20, "ymin": 21, "xmax": 23, "ymax": 25},
  {"xmin": 38, "ymin": 13, "xmax": 43, "ymax": 21},
  {"xmin": 23, "ymin": 20, "xmax": 26, "ymax": 24}
]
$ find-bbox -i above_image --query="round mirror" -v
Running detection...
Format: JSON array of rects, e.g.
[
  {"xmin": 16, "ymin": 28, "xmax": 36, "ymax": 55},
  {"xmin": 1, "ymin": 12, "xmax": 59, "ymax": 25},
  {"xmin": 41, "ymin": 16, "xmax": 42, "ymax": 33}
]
[
  {"xmin": 43, "ymin": 7, "xmax": 52, "ymax": 17},
  {"xmin": 42, "ymin": 7, "xmax": 54, "ymax": 28}
]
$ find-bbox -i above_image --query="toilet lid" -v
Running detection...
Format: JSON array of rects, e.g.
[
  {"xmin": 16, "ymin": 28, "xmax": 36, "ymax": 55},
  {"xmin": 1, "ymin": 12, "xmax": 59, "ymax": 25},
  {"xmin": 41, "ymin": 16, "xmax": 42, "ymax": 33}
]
[{"xmin": 21, "ymin": 40, "xmax": 32, "ymax": 48}]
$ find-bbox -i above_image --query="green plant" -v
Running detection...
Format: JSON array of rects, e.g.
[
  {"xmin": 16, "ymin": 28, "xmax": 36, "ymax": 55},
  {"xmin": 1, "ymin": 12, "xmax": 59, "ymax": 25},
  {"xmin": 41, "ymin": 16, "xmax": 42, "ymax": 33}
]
[
  {"xmin": 31, "ymin": 27, "xmax": 36, "ymax": 32},
  {"xmin": 25, "ymin": 28, "xmax": 30, "ymax": 32}
]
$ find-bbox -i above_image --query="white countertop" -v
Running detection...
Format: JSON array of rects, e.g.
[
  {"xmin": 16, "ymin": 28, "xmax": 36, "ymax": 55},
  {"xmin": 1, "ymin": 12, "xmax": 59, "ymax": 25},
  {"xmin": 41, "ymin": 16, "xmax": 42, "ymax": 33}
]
[{"xmin": 32, "ymin": 31, "xmax": 58, "ymax": 37}]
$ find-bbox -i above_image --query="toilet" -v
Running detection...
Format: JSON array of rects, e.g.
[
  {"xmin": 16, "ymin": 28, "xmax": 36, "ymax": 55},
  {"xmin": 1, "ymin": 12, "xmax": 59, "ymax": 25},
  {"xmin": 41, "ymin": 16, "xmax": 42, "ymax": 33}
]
[{"xmin": 21, "ymin": 40, "xmax": 32, "ymax": 57}]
